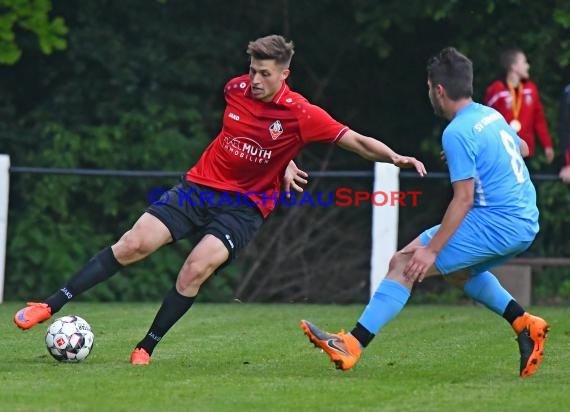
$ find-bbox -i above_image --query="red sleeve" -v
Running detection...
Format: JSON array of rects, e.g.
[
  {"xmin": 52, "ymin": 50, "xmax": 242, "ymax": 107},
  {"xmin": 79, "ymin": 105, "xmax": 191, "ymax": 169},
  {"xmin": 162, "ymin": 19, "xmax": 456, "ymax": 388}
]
[
  {"xmin": 483, "ymin": 84, "xmax": 495, "ymax": 106},
  {"xmin": 532, "ymin": 85, "xmax": 553, "ymax": 149},
  {"xmin": 483, "ymin": 81, "xmax": 501, "ymax": 107},
  {"xmin": 298, "ymin": 103, "xmax": 349, "ymax": 144},
  {"xmin": 559, "ymin": 85, "xmax": 570, "ymax": 164}
]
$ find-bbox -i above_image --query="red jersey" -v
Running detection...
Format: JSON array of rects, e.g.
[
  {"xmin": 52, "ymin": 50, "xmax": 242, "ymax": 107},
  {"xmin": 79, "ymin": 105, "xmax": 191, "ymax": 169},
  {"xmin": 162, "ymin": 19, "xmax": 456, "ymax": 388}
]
[
  {"xmin": 560, "ymin": 84, "xmax": 570, "ymax": 166},
  {"xmin": 186, "ymin": 75, "xmax": 349, "ymax": 217},
  {"xmin": 484, "ymin": 79, "xmax": 553, "ymax": 156}
]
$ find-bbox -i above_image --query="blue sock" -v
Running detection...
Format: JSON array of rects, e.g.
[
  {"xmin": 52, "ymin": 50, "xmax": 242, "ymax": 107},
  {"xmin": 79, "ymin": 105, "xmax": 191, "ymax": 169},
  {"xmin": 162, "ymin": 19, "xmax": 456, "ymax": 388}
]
[
  {"xmin": 463, "ymin": 271, "xmax": 513, "ymax": 315},
  {"xmin": 357, "ymin": 279, "xmax": 410, "ymax": 335}
]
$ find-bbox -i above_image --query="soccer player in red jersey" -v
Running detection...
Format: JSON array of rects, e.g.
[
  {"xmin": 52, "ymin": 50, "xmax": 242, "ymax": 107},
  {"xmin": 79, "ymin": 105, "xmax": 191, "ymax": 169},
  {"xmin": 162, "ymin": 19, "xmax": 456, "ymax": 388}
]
[
  {"xmin": 559, "ymin": 84, "xmax": 570, "ymax": 183},
  {"xmin": 484, "ymin": 48, "xmax": 554, "ymax": 163},
  {"xmin": 14, "ymin": 35, "xmax": 426, "ymax": 365}
]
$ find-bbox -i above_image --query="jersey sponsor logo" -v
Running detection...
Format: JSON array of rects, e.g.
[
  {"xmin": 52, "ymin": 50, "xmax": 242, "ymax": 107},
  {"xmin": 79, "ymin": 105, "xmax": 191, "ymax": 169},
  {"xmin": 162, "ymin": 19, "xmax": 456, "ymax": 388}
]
[
  {"xmin": 228, "ymin": 112, "xmax": 240, "ymax": 121},
  {"xmin": 473, "ymin": 112, "xmax": 502, "ymax": 133},
  {"xmin": 269, "ymin": 120, "xmax": 283, "ymax": 140},
  {"xmin": 222, "ymin": 136, "xmax": 272, "ymax": 164}
]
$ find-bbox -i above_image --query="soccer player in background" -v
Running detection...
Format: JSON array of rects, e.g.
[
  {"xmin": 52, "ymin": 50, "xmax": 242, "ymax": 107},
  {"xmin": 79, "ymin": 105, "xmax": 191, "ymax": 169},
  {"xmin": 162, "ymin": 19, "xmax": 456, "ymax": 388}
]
[
  {"xmin": 559, "ymin": 84, "xmax": 570, "ymax": 183},
  {"xmin": 13, "ymin": 35, "xmax": 426, "ymax": 365},
  {"xmin": 484, "ymin": 48, "xmax": 554, "ymax": 164},
  {"xmin": 301, "ymin": 47, "xmax": 549, "ymax": 378}
]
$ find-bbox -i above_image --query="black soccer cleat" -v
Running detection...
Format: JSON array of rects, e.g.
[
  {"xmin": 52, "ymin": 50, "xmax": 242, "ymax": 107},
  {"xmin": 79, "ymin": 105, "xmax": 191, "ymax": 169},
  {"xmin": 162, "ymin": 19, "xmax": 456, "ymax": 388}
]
[{"xmin": 514, "ymin": 313, "xmax": 549, "ymax": 378}]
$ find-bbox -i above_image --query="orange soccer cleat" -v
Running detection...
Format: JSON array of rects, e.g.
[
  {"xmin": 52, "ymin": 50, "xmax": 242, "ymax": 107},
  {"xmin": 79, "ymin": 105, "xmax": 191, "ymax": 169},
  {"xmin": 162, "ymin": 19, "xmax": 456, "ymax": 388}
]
[
  {"xmin": 130, "ymin": 348, "xmax": 151, "ymax": 365},
  {"xmin": 300, "ymin": 319, "xmax": 362, "ymax": 371},
  {"xmin": 14, "ymin": 302, "xmax": 52, "ymax": 330},
  {"xmin": 512, "ymin": 312, "xmax": 550, "ymax": 378}
]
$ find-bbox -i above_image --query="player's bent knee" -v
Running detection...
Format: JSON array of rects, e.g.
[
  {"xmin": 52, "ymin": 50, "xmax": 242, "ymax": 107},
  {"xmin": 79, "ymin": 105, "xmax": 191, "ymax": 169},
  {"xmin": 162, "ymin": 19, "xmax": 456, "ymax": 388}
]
[
  {"xmin": 177, "ymin": 260, "xmax": 216, "ymax": 291},
  {"xmin": 114, "ymin": 230, "xmax": 154, "ymax": 260},
  {"xmin": 176, "ymin": 274, "xmax": 205, "ymax": 295},
  {"xmin": 385, "ymin": 252, "xmax": 413, "ymax": 285},
  {"xmin": 388, "ymin": 251, "xmax": 409, "ymax": 273}
]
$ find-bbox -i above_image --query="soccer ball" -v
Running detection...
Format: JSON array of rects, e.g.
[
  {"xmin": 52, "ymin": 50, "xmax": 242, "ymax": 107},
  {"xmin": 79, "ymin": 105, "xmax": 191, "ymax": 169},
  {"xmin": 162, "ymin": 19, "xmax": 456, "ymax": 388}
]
[{"xmin": 45, "ymin": 315, "xmax": 94, "ymax": 362}]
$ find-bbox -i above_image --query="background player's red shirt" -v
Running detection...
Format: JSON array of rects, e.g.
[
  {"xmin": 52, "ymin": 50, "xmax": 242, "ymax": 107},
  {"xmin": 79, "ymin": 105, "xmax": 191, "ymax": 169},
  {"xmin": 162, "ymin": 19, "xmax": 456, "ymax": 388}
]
[
  {"xmin": 560, "ymin": 84, "xmax": 570, "ymax": 166},
  {"xmin": 187, "ymin": 75, "xmax": 349, "ymax": 217},
  {"xmin": 484, "ymin": 79, "xmax": 553, "ymax": 156}
]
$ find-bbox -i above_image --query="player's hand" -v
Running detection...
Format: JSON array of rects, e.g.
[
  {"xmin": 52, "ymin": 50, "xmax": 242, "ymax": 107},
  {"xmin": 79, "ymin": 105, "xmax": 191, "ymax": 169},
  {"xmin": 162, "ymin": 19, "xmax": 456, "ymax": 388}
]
[
  {"xmin": 283, "ymin": 160, "xmax": 308, "ymax": 198},
  {"xmin": 403, "ymin": 245, "xmax": 436, "ymax": 283},
  {"xmin": 545, "ymin": 147, "xmax": 555, "ymax": 164},
  {"xmin": 559, "ymin": 165, "xmax": 570, "ymax": 183},
  {"xmin": 392, "ymin": 155, "xmax": 427, "ymax": 177},
  {"xmin": 440, "ymin": 150, "xmax": 447, "ymax": 165}
]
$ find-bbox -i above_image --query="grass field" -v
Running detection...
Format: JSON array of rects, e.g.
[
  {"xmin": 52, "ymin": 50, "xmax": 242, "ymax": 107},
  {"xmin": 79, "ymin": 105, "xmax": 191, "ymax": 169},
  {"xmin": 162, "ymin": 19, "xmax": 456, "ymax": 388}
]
[{"xmin": 1, "ymin": 302, "xmax": 569, "ymax": 412}]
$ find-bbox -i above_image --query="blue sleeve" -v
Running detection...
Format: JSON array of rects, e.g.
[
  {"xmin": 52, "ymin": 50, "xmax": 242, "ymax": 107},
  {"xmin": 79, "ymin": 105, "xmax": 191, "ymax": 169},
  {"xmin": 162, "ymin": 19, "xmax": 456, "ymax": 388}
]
[{"xmin": 442, "ymin": 128, "xmax": 477, "ymax": 183}]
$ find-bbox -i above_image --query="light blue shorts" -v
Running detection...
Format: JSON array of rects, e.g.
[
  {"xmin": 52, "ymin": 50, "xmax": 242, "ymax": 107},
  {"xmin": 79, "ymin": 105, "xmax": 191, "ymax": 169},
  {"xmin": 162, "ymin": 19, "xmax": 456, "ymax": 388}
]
[{"xmin": 419, "ymin": 211, "xmax": 534, "ymax": 275}]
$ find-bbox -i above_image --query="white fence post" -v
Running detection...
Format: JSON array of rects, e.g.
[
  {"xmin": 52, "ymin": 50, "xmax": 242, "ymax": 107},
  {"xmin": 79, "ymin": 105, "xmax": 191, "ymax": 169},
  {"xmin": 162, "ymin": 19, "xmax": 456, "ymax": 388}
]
[
  {"xmin": 0, "ymin": 154, "xmax": 10, "ymax": 303},
  {"xmin": 370, "ymin": 162, "xmax": 399, "ymax": 296}
]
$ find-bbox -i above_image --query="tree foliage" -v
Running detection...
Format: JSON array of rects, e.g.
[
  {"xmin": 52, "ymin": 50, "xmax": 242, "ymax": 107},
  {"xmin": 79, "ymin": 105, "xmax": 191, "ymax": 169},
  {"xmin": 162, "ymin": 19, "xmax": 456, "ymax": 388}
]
[
  {"xmin": 0, "ymin": 0, "xmax": 67, "ymax": 64},
  {"xmin": 1, "ymin": 0, "xmax": 568, "ymax": 303}
]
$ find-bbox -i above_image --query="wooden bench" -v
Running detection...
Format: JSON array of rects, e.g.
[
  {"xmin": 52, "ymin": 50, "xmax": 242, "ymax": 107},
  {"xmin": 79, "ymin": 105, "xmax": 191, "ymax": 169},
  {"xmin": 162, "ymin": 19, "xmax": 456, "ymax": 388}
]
[{"xmin": 493, "ymin": 257, "xmax": 570, "ymax": 306}]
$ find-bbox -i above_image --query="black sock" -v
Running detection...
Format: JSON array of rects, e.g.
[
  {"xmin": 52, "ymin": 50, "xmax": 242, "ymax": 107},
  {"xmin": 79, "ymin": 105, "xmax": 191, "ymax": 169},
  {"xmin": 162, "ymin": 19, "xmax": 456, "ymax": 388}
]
[
  {"xmin": 136, "ymin": 286, "xmax": 196, "ymax": 355},
  {"xmin": 350, "ymin": 322, "xmax": 375, "ymax": 348},
  {"xmin": 502, "ymin": 299, "xmax": 526, "ymax": 325},
  {"xmin": 45, "ymin": 246, "xmax": 122, "ymax": 313}
]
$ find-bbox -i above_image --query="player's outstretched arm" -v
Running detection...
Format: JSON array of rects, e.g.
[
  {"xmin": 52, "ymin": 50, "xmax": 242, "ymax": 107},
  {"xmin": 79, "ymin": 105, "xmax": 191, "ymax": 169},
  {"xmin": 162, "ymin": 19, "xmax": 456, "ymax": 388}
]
[{"xmin": 337, "ymin": 130, "xmax": 427, "ymax": 176}]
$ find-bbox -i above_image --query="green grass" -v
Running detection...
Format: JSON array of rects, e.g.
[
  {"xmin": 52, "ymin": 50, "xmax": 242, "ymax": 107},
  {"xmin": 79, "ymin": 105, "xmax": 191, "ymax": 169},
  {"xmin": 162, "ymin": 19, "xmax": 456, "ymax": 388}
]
[{"xmin": 1, "ymin": 303, "xmax": 569, "ymax": 412}]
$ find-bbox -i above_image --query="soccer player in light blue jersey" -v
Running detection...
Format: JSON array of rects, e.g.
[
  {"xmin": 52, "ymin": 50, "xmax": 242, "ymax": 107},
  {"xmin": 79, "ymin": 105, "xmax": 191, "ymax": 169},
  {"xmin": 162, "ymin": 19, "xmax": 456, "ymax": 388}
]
[{"xmin": 301, "ymin": 47, "xmax": 549, "ymax": 378}]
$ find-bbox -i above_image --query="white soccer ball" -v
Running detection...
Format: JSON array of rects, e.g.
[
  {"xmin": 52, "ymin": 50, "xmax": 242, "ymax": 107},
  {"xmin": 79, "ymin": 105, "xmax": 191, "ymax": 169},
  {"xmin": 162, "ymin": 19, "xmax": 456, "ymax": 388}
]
[{"xmin": 45, "ymin": 315, "xmax": 94, "ymax": 362}]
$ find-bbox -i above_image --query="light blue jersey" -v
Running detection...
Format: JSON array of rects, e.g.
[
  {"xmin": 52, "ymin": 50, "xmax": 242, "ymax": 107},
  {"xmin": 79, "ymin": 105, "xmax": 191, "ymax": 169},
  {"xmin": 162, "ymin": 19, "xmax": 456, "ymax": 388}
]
[
  {"xmin": 443, "ymin": 102, "xmax": 539, "ymax": 237},
  {"xmin": 420, "ymin": 102, "xmax": 539, "ymax": 274}
]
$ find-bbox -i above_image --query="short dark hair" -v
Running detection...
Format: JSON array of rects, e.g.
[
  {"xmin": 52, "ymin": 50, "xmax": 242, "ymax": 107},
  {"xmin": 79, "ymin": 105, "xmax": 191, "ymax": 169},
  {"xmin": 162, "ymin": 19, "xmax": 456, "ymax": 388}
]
[
  {"xmin": 426, "ymin": 47, "xmax": 473, "ymax": 100},
  {"xmin": 499, "ymin": 48, "xmax": 523, "ymax": 74},
  {"xmin": 246, "ymin": 35, "xmax": 295, "ymax": 67}
]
